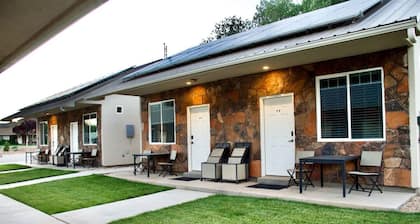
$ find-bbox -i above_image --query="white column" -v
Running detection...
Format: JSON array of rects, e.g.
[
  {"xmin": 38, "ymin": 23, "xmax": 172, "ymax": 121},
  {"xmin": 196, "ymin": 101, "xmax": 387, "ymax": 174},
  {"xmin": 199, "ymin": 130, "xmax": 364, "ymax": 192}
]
[{"xmin": 408, "ymin": 41, "xmax": 420, "ymax": 189}]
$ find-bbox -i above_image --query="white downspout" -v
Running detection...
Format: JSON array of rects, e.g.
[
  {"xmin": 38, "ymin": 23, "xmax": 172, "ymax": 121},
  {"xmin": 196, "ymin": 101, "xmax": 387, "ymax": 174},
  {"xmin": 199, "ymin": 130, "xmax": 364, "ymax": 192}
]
[{"xmin": 407, "ymin": 27, "xmax": 420, "ymax": 190}]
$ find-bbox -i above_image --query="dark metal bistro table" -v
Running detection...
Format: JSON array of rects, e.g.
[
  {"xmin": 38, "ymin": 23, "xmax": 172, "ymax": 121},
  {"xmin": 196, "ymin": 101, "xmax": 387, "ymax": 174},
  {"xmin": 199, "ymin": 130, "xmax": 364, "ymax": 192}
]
[
  {"xmin": 65, "ymin": 151, "xmax": 90, "ymax": 169},
  {"xmin": 133, "ymin": 152, "xmax": 170, "ymax": 177},
  {"xmin": 299, "ymin": 155, "xmax": 360, "ymax": 198}
]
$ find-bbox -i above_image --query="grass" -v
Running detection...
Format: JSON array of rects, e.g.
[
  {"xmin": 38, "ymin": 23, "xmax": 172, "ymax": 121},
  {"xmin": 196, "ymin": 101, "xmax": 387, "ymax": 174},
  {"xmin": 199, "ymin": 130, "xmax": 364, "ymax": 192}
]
[
  {"xmin": 0, "ymin": 164, "xmax": 31, "ymax": 172},
  {"xmin": 0, "ymin": 168, "xmax": 76, "ymax": 185},
  {"xmin": 112, "ymin": 195, "xmax": 420, "ymax": 224},
  {"xmin": 0, "ymin": 174, "xmax": 172, "ymax": 214}
]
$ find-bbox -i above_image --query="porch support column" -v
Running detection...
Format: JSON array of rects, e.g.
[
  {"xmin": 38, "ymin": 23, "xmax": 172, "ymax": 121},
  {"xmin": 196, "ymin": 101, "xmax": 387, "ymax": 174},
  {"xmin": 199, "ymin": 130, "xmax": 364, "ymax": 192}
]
[{"xmin": 407, "ymin": 34, "xmax": 420, "ymax": 190}]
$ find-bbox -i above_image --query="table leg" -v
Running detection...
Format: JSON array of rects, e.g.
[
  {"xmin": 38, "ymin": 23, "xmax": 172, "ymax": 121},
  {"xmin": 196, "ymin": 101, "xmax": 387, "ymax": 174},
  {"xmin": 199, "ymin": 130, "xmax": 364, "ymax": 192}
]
[
  {"xmin": 133, "ymin": 156, "xmax": 137, "ymax": 175},
  {"xmin": 66, "ymin": 154, "xmax": 68, "ymax": 168},
  {"xmin": 73, "ymin": 154, "xmax": 76, "ymax": 169},
  {"xmin": 25, "ymin": 152, "xmax": 27, "ymax": 164},
  {"xmin": 299, "ymin": 160, "xmax": 303, "ymax": 194},
  {"xmin": 342, "ymin": 162, "xmax": 346, "ymax": 198},
  {"xmin": 147, "ymin": 155, "xmax": 150, "ymax": 178},
  {"xmin": 354, "ymin": 159, "xmax": 359, "ymax": 191},
  {"xmin": 320, "ymin": 164, "xmax": 324, "ymax": 187}
]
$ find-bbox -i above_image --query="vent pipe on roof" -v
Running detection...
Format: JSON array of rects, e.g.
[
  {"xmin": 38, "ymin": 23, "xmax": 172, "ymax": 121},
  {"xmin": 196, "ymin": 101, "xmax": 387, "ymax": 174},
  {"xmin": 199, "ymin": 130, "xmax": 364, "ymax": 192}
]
[{"xmin": 163, "ymin": 43, "xmax": 168, "ymax": 59}]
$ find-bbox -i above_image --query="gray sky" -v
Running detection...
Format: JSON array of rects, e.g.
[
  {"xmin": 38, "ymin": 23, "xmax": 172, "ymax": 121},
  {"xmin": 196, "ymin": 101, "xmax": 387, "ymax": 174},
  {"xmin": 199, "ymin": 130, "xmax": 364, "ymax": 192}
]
[{"xmin": 0, "ymin": 0, "xmax": 259, "ymax": 119}]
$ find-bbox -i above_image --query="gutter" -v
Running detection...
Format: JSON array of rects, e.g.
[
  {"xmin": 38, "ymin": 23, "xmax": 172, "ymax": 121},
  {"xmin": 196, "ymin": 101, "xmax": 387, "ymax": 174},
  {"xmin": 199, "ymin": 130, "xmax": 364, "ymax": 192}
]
[{"xmin": 119, "ymin": 19, "xmax": 417, "ymax": 91}]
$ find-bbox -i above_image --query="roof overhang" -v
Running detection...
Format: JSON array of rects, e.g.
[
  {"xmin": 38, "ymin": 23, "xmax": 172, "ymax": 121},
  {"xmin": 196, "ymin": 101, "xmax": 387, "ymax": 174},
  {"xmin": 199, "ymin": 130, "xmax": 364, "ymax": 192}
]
[
  {"xmin": 104, "ymin": 19, "xmax": 418, "ymax": 97},
  {"xmin": 0, "ymin": 0, "xmax": 107, "ymax": 74}
]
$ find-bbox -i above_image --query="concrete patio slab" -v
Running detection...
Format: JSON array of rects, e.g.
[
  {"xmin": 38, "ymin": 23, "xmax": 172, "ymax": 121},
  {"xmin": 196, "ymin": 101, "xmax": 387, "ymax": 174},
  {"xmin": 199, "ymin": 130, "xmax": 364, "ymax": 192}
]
[
  {"xmin": 108, "ymin": 169, "xmax": 416, "ymax": 211},
  {"xmin": 53, "ymin": 189, "xmax": 213, "ymax": 224},
  {"xmin": 0, "ymin": 194, "xmax": 64, "ymax": 224},
  {"xmin": 0, "ymin": 166, "xmax": 132, "ymax": 190}
]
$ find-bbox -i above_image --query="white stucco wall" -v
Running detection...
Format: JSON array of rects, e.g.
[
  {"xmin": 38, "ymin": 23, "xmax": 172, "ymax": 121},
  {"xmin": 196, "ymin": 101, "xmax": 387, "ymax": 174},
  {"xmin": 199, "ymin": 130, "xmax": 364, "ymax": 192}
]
[{"xmin": 101, "ymin": 94, "xmax": 141, "ymax": 166}]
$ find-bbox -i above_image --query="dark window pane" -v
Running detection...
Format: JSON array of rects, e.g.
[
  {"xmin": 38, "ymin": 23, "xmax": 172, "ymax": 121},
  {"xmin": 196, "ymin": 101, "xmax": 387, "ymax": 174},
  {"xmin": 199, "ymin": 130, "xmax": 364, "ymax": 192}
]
[
  {"xmin": 320, "ymin": 77, "xmax": 348, "ymax": 138},
  {"xmin": 162, "ymin": 101, "xmax": 175, "ymax": 143},
  {"xmin": 350, "ymin": 71, "xmax": 383, "ymax": 139}
]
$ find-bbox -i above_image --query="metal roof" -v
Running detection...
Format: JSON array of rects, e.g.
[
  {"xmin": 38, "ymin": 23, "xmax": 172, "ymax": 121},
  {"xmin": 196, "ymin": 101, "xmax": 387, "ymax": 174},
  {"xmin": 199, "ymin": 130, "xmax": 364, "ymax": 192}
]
[{"xmin": 123, "ymin": 0, "xmax": 385, "ymax": 81}]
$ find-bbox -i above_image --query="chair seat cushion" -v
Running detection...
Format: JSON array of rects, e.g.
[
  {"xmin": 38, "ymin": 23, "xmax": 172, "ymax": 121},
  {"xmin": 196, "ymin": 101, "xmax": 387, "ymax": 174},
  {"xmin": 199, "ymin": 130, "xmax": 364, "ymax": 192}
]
[
  {"xmin": 348, "ymin": 171, "xmax": 379, "ymax": 176},
  {"xmin": 158, "ymin": 162, "xmax": 173, "ymax": 166}
]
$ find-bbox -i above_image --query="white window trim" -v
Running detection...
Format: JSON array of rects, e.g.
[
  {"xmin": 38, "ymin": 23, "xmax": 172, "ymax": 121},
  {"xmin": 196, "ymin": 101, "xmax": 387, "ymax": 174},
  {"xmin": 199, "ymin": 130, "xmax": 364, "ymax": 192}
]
[
  {"xmin": 82, "ymin": 112, "xmax": 98, "ymax": 146},
  {"xmin": 315, "ymin": 67, "xmax": 386, "ymax": 142},
  {"xmin": 39, "ymin": 121, "xmax": 48, "ymax": 146},
  {"xmin": 148, "ymin": 99, "xmax": 176, "ymax": 145}
]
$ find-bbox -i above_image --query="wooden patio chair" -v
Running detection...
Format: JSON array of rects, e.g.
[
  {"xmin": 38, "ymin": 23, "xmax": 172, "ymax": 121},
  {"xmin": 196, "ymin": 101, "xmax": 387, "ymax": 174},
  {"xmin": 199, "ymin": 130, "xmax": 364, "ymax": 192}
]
[
  {"xmin": 139, "ymin": 150, "xmax": 152, "ymax": 173},
  {"xmin": 82, "ymin": 149, "xmax": 98, "ymax": 167},
  {"xmin": 38, "ymin": 149, "xmax": 50, "ymax": 164},
  {"xmin": 287, "ymin": 150, "xmax": 315, "ymax": 190},
  {"xmin": 348, "ymin": 151, "xmax": 383, "ymax": 196},
  {"xmin": 158, "ymin": 150, "xmax": 177, "ymax": 177}
]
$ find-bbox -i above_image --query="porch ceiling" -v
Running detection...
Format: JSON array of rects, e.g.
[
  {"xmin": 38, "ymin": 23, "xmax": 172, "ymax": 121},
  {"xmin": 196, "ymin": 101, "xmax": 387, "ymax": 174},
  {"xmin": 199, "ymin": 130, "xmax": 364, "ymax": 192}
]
[
  {"xmin": 113, "ymin": 30, "xmax": 408, "ymax": 97},
  {"xmin": 0, "ymin": 0, "xmax": 106, "ymax": 74}
]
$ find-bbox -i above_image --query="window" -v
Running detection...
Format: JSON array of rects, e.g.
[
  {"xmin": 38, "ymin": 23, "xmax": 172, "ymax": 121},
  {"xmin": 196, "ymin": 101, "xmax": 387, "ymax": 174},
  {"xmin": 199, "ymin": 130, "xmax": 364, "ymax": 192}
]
[
  {"xmin": 83, "ymin": 112, "xmax": 98, "ymax": 145},
  {"xmin": 316, "ymin": 68, "xmax": 385, "ymax": 141},
  {"xmin": 149, "ymin": 100, "xmax": 175, "ymax": 144},
  {"xmin": 39, "ymin": 121, "xmax": 48, "ymax": 145}
]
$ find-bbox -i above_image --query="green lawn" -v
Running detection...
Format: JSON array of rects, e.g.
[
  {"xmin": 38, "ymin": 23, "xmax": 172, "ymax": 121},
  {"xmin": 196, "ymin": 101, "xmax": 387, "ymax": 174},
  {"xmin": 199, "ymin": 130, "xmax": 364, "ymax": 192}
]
[
  {"xmin": 0, "ymin": 164, "xmax": 31, "ymax": 172},
  {"xmin": 0, "ymin": 175, "xmax": 171, "ymax": 214},
  {"xmin": 0, "ymin": 168, "xmax": 76, "ymax": 185},
  {"xmin": 112, "ymin": 195, "xmax": 420, "ymax": 224}
]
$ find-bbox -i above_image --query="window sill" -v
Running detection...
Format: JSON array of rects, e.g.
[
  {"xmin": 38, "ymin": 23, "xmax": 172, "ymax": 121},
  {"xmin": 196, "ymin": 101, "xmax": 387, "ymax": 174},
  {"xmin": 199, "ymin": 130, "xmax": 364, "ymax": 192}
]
[{"xmin": 317, "ymin": 138, "xmax": 386, "ymax": 143}]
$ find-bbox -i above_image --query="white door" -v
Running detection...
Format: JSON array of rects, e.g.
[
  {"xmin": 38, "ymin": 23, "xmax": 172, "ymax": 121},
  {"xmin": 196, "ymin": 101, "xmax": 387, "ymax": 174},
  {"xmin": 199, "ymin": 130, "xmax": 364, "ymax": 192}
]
[
  {"xmin": 50, "ymin": 125, "xmax": 58, "ymax": 152},
  {"xmin": 261, "ymin": 94, "xmax": 295, "ymax": 176},
  {"xmin": 188, "ymin": 105, "xmax": 210, "ymax": 171},
  {"xmin": 70, "ymin": 122, "xmax": 79, "ymax": 152}
]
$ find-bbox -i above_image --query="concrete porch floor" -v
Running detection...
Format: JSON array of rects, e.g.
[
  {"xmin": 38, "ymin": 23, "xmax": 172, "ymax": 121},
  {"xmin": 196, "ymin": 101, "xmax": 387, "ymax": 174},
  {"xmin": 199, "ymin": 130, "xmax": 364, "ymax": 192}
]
[{"xmin": 108, "ymin": 169, "xmax": 416, "ymax": 211}]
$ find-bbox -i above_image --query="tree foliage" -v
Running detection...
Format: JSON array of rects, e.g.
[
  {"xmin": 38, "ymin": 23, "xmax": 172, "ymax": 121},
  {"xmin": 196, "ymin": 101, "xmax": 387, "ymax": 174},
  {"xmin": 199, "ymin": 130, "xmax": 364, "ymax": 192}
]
[
  {"xmin": 202, "ymin": 16, "xmax": 254, "ymax": 43},
  {"xmin": 254, "ymin": 0, "xmax": 347, "ymax": 26},
  {"xmin": 12, "ymin": 120, "xmax": 36, "ymax": 136}
]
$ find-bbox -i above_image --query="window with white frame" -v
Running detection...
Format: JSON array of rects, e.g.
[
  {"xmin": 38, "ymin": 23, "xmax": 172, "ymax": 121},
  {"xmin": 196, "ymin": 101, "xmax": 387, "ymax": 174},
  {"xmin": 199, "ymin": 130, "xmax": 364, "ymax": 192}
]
[
  {"xmin": 316, "ymin": 68, "xmax": 385, "ymax": 141},
  {"xmin": 83, "ymin": 112, "xmax": 98, "ymax": 145},
  {"xmin": 149, "ymin": 100, "xmax": 175, "ymax": 144},
  {"xmin": 39, "ymin": 121, "xmax": 48, "ymax": 145}
]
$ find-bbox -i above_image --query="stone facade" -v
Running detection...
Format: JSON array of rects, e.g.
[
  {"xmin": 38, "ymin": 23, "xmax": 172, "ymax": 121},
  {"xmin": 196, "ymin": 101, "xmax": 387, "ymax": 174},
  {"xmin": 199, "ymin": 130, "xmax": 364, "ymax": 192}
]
[
  {"xmin": 141, "ymin": 47, "xmax": 410, "ymax": 187},
  {"xmin": 38, "ymin": 106, "xmax": 101, "ymax": 164}
]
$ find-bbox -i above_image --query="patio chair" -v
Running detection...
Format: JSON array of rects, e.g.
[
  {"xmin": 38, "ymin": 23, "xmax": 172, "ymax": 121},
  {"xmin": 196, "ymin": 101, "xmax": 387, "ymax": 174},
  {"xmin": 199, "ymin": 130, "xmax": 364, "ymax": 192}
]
[
  {"xmin": 201, "ymin": 143, "xmax": 231, "ymax": 181},
  {"xmin": 221, "ymin": 142, "xmax": 251, "ymax": 183},
  {"xmin": 287, "ymin": 150, "xmax": 315, "ymax": 190},
  {"xmin": 348, "ymin": 151, "xmax": 383, "ymax": 196},
  {"xmin": 82, "ymin": 149, "xmax": 98, "ymax": 167},
  {"xmin": 158, "ymin": 150, "xmax": 177, "ymax": 177},
  {"xmin": 38, "ymin": 149, "xmax": 50, "ymax": 164},
  {"xmin": 139, "ymin": 150, "xmax": 152, "ymax": 173}
]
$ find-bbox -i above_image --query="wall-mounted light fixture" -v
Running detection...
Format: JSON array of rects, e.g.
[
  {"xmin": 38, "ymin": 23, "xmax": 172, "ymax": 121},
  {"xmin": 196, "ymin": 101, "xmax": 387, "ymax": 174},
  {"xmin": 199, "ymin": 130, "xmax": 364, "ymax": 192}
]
[
  {"xmin": 186, "ymin": 79, "xmax": 197, "ymax": 85},
  {"xmin": 262, "ymin": 65, "xmax": 270, "ymax": 71}
]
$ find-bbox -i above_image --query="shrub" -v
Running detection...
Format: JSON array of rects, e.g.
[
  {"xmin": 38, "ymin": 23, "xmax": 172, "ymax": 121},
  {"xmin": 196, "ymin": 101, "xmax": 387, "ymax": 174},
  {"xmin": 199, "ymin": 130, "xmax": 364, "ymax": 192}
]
[{"xmin": 3, "ymin": 142, "xmax": 10, "ymax": 152}]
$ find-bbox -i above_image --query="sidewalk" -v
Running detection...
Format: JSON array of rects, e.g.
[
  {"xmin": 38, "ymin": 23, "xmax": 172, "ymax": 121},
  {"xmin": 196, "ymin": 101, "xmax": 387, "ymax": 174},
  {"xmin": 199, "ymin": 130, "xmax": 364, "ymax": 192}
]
[
  {"xmin": 0, "ymin": 194, "xmax": 64, "ymax": 224},
  {"xmin": 0, "ymin": 166, "xmax": 131, "ymax": 190},
  {"xmin": 53, "ymin": 189, "xmax": 213, "ymax": 224}
]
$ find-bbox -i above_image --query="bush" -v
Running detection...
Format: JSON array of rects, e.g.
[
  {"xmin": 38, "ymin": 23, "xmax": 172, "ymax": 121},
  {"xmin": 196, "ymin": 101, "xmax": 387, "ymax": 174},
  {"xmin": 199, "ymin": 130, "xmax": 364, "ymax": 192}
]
[{"xmin": 3, "ymin": 142, "xmax": 10, "ymax": 152}]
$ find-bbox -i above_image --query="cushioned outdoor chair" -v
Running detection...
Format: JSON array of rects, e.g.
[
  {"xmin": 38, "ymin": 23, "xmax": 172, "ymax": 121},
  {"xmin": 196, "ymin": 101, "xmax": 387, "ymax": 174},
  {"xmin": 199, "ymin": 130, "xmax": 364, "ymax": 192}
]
[
  {"xmin": 221, "ymin": 142, "xmax": 251, "ymax": 183},
  {"xmin": 287, "ymin": 150, "xmax": 315, "ymax": 190},
  {"xmin": 201, "ymin": 143, "xmax": 230, "ymax": 181},
  {"xmin": 158, "ymin": 150, "xmax": 177, "ymax": 177},
  {"xmin": 38, "ymin": 149, "xmax": 50, "ymax": 164},
  {"xmin": 348, "ymin": 151, "xmax": 383, "ymax": 196}
]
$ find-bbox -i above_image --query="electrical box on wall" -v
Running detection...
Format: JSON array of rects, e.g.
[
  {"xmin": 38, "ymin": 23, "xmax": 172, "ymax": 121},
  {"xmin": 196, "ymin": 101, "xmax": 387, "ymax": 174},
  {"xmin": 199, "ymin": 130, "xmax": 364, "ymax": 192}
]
[{"xmin": 126, "ymin": 125, "xmax": 134, "ymax": 138}]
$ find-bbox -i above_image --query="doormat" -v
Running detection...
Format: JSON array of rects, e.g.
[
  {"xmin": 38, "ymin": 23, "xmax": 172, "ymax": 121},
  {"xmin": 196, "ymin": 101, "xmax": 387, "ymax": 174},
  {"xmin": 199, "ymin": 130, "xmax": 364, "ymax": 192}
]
[
  {"xmin": 172, "ymin": 177, "xmax": 200, "ymax": 181},
  {"xmin": 247, "ymin": 184, "xmax": 288, "ymax": 190}
]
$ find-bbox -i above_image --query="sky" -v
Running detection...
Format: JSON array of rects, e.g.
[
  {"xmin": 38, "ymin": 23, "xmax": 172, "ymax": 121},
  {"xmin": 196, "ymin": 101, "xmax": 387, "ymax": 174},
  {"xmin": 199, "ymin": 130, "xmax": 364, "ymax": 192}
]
[{"xmin": 0, "ymin": 0, "xmax": 260, "ymax": 120}]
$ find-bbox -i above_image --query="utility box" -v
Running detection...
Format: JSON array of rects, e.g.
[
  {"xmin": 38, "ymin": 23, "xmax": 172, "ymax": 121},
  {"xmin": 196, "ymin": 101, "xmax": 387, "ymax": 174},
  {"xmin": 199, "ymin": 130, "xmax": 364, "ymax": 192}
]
[{"xmin": 126, "ymin": 125, "xmax": 135, "ymax": 138}]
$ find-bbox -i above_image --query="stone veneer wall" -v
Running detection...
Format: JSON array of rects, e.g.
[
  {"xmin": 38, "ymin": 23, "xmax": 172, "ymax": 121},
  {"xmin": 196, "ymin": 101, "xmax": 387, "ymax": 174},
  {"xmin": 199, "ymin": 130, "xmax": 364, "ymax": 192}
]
[
  {"xmin": 141, "ymin": 48, "xmax": 410, "ymax": 187},
  {"xmin": 38, "ymin": 106, "xmax": 102, "ymax": 165}
]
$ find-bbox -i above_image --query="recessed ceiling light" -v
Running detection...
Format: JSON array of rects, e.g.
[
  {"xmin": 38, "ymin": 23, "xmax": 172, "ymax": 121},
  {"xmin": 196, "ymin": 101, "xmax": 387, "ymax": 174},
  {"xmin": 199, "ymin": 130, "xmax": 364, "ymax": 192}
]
[
  {"xmin": 186, "ymin": 81, "xmax": 192, "ymax": 85},
  {"xmin": 262, "ymin": 66, "xmax": 270, "ymax": 70},
  {"xmin": 185, "ymin": 79, "xmax": 197, "ymax": 85}
]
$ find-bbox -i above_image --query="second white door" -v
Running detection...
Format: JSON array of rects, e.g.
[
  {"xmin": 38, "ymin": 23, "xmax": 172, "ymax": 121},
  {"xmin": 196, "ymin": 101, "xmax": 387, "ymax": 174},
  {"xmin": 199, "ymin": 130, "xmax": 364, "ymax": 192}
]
[
  {"xmin": 50, "ymin": 125, "xmax": 58, "ymax": 152},
  {"xmin": 261, "ymin": 94, "xmax": 295, "ymax": 176},
  {"xmin": 188, "ymin": 105, "xmax": 210, "ymax": 171},
  {"xmin": 70, "ymin": 122, "xmax": 79, "ymax": 152}
]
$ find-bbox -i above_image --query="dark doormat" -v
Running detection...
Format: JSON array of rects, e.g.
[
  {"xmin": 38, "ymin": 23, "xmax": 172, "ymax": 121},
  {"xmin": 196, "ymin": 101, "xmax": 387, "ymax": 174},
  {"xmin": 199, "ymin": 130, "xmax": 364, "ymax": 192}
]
[
  {"xmin": 247, "ymin": 184, "xmax": 288, "ymax": 190},
  {"xmin": 172, "ymin": 177, "xmax": 200, "ymax": 181}
]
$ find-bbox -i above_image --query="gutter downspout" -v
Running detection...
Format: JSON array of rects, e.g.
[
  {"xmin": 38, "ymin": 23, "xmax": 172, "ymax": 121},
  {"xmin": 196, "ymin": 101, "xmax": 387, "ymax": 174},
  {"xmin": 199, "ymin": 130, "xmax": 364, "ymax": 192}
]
[{"xmin": 407, "ymin": 27, "xmax": 420, "ymax": 190}]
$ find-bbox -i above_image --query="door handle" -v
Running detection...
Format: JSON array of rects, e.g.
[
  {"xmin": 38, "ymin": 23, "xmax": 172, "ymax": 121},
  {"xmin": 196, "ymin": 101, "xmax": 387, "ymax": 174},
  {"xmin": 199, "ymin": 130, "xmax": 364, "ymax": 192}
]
[{"xmin": 288, "ymin": 139, "xmax": 294, "ymax": 142}]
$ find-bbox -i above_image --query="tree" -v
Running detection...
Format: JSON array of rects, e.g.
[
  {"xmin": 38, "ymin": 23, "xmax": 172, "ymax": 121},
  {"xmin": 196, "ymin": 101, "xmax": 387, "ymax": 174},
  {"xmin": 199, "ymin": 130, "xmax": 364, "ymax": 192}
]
[
  {"xmin": 202, "ymin": 16, "xmax": 254, "ymax": 43},
  {"xmin": 12, "ymin": 120, "xmax": 36, "ymax": 146},
  {"xmin": 253, "ymin": 0, "xmax": 347, "ymax": 26}
]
